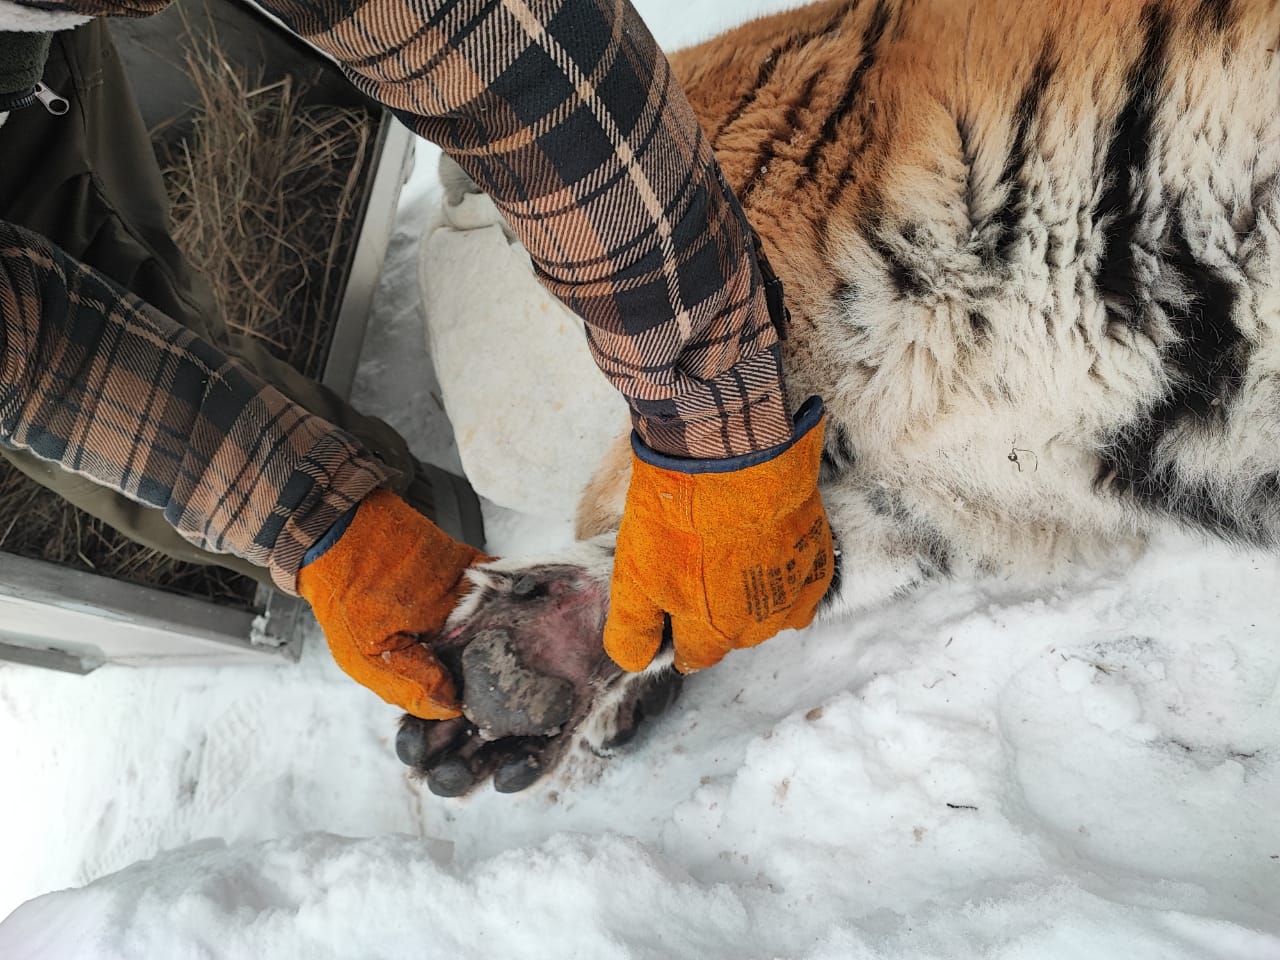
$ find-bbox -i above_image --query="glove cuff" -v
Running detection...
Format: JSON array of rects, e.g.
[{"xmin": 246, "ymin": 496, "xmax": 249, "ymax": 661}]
[
  {"xmin": 630, "ymin": 396, "xmax": 824, "ymax": 475},
  {"xmin": 301, "ymin": 504, "xmax": 358, "ymax": 567}
]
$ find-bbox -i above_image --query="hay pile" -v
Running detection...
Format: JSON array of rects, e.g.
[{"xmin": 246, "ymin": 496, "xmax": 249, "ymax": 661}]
[
  {"xmin": 158, "ymin": 37, "xmax": 373, "ymax": 378},
  {"xmin": 0, "ymin": 464, "xmax": 258, "ymax": 608},
  {"xmin": 0, "ymin": 30, "xmax": 375, "ymax": 608}
]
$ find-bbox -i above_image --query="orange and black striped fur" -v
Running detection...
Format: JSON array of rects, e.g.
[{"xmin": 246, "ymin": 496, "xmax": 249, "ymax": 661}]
[
  {"xmin": 578, "ymin": 0, "xmax": 1280, "ymax": 610},
  {"xmin": 418, "ymin": 0, "xmax": 1280, "ymax": 791}
]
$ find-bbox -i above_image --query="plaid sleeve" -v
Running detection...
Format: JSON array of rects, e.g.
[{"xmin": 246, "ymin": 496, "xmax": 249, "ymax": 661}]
[
  {"xmin": 30, "ymin": 0, "xmax": 795, "ymax": 459},
  {"xmin": 0, "ymin": 219, "xmax": 390, "ymax": 593}
]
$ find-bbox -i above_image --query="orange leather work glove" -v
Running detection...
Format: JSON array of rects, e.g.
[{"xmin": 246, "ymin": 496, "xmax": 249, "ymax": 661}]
[
  {"xmin": 297, "ymin": 489, "xmax": 492, "ymax": 719},
  {"xmin": 604, "ymin": 397, "xmax": 834, "ymax": 674}
]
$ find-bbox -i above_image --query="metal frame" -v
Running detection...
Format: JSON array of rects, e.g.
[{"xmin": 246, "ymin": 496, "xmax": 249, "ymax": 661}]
[
  {"xmin": 0, "ymin": 552, "xmax": 262, "ymax": 669},
  {"xmin": 319, "ymin": 115, "xmax": 416, "ymax": 398},
  {"xmin": 0, "ymin": 7, "xmax": 418, "ymax": 672}
]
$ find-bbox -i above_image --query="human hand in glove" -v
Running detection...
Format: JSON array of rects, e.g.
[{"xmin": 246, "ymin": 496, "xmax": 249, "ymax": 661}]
[
  {"xmin": 297, "ymin": 489, "xmax": 492, "ymax": 719},
  {"xmin": 604, "ymin": 397, "xmax": 834, "ymax": 674}
]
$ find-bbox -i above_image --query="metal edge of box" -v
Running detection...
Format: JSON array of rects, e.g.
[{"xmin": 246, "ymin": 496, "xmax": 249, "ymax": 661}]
[
  {"xmin": 320, "ymin": 114, "xmax": 416, "ymax": 398},
  {"xmin": 0, "ymin": 108, "xmax": 416, "ymax": 670},
  {"xmin": 0, "ymin": 552, "xmax": 262, "ymax": 669}
]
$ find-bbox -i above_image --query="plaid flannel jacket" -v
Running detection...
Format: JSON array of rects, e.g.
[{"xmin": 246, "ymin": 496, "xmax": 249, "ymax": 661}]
[
  {"xmin": 0, "ymin": 219, "xmax": 390, "ymax": 591},
  {"xmin": 5, "ymin": 0, "xmax": 793, "ymax": 588}
]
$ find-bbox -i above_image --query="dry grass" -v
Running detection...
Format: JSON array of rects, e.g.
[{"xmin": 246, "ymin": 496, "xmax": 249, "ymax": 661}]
[
  {"xmin": 0, "ymin": 464, "xmax": 258, "ymax": 607},
  {"xmin": 0, "ymin": 25, "xmax": 376, "ymax": 607},
  {"xmin": 157, "ymin": 34, "xmax": 373, "ymax": 377}
]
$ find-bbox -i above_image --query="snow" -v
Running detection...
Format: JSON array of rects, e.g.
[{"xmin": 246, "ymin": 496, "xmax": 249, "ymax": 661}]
[
  {"xmin": 2, "ymin": 1, "xmax": 1280, "ymax": 956},
  {"xmin": 3, "ymin": 536, "xmax": 1279, "ymax": 958},
  {"xmin": 418, "ymin": 159, "xmax": 628, "ymax": 518}
]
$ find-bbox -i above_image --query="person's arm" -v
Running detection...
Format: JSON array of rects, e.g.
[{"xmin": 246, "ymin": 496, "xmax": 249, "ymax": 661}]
[
  {"xmin": 2, "ymin": 218, "xmax": 488, "ymax": 717},
  {"xmin": 25, "ymin": 0, "xmax": 792, "ymax": 459},
  {"xmin": 16, "ymin": 0, "xmax": 833, "ymax": 680},
  {"xmin": 0, "ymin": 218, "xmax": 389, "ymax": 593}
]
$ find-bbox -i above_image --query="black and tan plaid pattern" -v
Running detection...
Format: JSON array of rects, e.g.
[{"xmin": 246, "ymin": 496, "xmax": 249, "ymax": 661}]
[
  {"xmin": 31, "ymin": 0, "xmax": 794, "ymax": 459},
  {"xmin": 0, "ymin": 220, "xmax": 390, "ymax": 592}
]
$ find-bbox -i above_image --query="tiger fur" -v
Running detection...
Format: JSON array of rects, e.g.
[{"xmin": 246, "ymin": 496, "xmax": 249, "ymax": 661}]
[{"xmin": 403, "ymin": 0, "xmax": 1280, "ymax": 793}]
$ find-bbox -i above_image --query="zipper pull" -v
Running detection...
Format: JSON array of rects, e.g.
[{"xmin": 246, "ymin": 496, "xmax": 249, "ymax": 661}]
[{"xmin": 33, "ymin": 82, "xmax": 69, "ymax": 116}]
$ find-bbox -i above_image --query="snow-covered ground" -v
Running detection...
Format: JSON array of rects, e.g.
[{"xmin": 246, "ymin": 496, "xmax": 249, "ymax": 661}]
[
  {"xmin": 3, "ymin": 530, "xmax": 1278, "ymax": 958},
  {"xmin": 2, "ymin": 2, "xmax": 1280, "ymax": 957}
]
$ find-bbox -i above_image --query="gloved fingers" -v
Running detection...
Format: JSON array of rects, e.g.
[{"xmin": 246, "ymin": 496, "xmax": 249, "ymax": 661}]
[
  {"xmin": 669, "ymin": 616, "xmax": 733, "ymax": 674},
  {"xmin": 327, "ymin": 629, "xmax": 462, "ymax": 720},
  {"xmin": 603, "ymin": 572, "xmax": 667, "ymax": 672}
]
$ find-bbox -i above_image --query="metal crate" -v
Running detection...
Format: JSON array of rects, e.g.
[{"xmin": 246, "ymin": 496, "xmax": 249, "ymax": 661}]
[{"xmin": 0, "ymin": 1, "xmax": 414, "ymax": 672}]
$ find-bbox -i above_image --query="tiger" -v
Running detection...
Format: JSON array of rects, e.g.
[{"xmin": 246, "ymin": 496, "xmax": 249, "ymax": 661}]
[{"xmin": 397, "ymin": 0, "xmax": 1280, "ymax": 797}]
